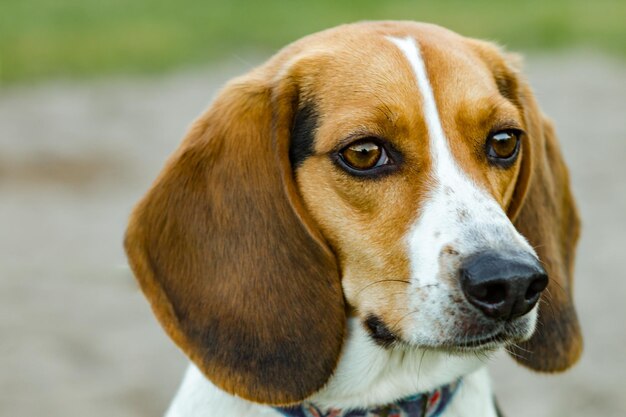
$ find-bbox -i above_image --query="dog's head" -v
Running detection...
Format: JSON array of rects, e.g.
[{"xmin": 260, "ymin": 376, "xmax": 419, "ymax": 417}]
[{"xmin": 125, "ymin": 22, "xmax": 581, "ymax": 405}]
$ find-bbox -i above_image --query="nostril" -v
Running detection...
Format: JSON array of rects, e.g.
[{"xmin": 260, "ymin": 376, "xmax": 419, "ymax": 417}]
[
  {"xmin": 524, "ymin": 274, "xmax": 548, "ymax": 301},
  {"xmin": 469, "ymin": 282, "xmax": 507, "ymax": 305},
  {"xmin": 482, "ymin": 283, "xmax": 507, "ymax": 304}
]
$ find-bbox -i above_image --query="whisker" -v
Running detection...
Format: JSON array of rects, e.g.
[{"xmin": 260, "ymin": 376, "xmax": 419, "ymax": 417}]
[
  {"xmin": 508, "ymin": 341, "xmax": 532, "ymax": 354},
  {"xmin": 473, "ymin": 349, "xmax": 491, "ymax": 364},
  {"xmin": 531, "ymin": 243, "xmax": 546, "ymax": 252},
  {"xmin": 390, "ymin": 308, "xmax": 420, "ymax": 330},
  {"xmin": 540, "ymin": 289, "xmax": 558, "ymax": 319},
  {"xmin": 356, "ymin": 279, "xmax": 410, "ymax": 296},
  {"xmin": 505, "ymin": 344, "xmax": 529, "ymax": 361},
  {"xmin": 548, "ymin": 278, "xmax": 567, "ymax": 295},
  {"xmin": 417, "ymin": 348, "xmax": 428, "ymax": 388}
]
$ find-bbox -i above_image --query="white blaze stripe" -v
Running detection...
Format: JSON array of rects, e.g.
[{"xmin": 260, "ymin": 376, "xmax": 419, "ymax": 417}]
[
  {"xmin": 387, "ymin": 36, "xmax": 450, "ymax": 177},
  {"xmin": 387, "ymin": 35, "xmax": 537, "ymax": 337},
  {"xmin": 387, "ymin": 34, "xmax": 531, "ymax": 240}
]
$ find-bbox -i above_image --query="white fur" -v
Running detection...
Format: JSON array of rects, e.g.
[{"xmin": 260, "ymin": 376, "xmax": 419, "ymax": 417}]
[{"xmin": 444, "ymin": 367, "xmax": 499, "ymax": 417}]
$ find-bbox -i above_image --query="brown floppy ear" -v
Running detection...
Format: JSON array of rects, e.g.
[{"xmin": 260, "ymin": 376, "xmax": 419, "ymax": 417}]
[
  {"xmin": 124, "ymin": 68, "xmax": 345, "ymax": 404},
  {"xmin": 507, "ymin": 81, "xmax": 583, "ymax": 372}
]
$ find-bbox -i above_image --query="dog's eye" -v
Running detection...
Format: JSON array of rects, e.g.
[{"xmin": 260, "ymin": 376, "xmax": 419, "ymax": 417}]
[
  {"xmin": 339, "ymin": 140, "xmax": 389, "ymax": 171},
  {"xmin": 486, "ymin": 130, "xmax": 521, "ymax": 166}
]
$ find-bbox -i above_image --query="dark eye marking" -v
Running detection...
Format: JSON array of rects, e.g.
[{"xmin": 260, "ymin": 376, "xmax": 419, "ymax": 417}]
[{"xmin": 289, "ymin": 103, "xmax": 319, "ymax": 170}]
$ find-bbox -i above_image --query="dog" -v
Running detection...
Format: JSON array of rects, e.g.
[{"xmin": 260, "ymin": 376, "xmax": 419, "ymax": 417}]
[{"xmin": 124, "ymin": 21, "xmax": 582, "ymax": 417}]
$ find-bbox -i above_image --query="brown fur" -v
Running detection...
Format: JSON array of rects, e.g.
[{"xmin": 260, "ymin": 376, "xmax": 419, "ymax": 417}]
[
  {"xmin": 124, "ymin": 21, "xmax": 581, "ymax": 405},
  {"xmin": 124, "ymin": 71, "xmax": 346, "ymax": 404}
]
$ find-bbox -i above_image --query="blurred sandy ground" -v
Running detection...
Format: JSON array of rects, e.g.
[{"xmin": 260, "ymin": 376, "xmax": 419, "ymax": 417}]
[{"xmin": 1, "ymin": 52, "xmax": 625, "ymax": 417}]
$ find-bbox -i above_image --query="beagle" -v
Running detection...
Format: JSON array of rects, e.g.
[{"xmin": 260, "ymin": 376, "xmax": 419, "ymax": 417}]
[{"xmin": 125, "ymin": 21, "xmax": 582, "ymax": 417}]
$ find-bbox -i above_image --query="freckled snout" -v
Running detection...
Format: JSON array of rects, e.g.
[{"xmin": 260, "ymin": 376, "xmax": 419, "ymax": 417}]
[{"xmin": 460, "ymin": 251, "xmax": 548, "ymax": 320}]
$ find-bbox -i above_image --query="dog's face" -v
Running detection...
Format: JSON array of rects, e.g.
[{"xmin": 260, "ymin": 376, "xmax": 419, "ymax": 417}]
[
  {"xmin": 125, "ymin": 22, "xmax": 581, "ymax": 405},
  {"xmin": 292, "ymin": 31, "xmax": 540, "ymax": 350}
]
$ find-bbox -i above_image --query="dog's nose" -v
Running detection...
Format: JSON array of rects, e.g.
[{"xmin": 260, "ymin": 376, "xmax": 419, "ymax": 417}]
[{"xmin": 460, "ymin": 251, "xmax": 548, "ymax": 320}]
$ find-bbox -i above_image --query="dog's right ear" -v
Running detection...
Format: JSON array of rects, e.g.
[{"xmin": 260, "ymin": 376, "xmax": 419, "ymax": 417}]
[{"xmin": 124, "ymin": 68, "xmax": 345, "ymax": 405}]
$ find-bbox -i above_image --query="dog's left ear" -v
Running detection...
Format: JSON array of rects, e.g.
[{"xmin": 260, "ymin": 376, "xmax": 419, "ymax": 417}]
[
  {"xmin": 470, "ymin": 39, "xmax": 582, "ymax": 371},
  {"xmin": 504, "ymin": 61, "xmax": 582, "ymax": 373}
]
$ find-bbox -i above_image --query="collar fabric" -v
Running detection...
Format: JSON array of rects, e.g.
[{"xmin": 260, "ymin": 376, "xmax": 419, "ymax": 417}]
[{"xmin": 273, "ymin": 379, "xmax": 462, "ymax": 417}]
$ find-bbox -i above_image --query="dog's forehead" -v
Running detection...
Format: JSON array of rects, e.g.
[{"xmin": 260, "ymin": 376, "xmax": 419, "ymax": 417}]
[
  {"xmin": 296, "ymin": 23, "xmax": 498, "ymax": 95},
  {"xmin": 284, "ymin": 23, "xmax": 505, "ymax": 151}
]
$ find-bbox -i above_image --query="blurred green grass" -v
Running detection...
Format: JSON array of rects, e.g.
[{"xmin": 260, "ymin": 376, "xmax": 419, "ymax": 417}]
[{"xmin": 1, "ymin": 0, "xmax": 625, "ymax": 84}]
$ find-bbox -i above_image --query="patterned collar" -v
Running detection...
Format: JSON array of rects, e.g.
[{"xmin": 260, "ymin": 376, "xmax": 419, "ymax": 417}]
[{"xmin": 273, "ymin": 379, "xmax": 462, "ymax": 417}]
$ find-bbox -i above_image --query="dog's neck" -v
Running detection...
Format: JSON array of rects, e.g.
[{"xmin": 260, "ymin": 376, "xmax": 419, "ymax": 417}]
[
  {"xmin": 274, "ymin": 378, "xmax": 462, "ymax": 417},
  {"xmin": 305, "ymin": 319, "xmax": 488, "ymax": 410},
  {"xmin": 165, "ymin": 320, "xmax": 500, "ymax": 417}
]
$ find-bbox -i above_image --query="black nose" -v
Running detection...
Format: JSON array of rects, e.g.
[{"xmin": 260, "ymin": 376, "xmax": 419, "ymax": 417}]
[{"xmin": 460, "ymin": 251, "xmax": 548, "ymax": 320}]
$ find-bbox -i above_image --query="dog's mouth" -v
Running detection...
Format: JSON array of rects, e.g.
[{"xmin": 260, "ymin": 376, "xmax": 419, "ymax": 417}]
[
  {"xmin": 444, "ymin": 332, "xmax": 507, "ymax": 351},
  {"xmin": 364, "ymin": 314, "xmax": 528, "ymax": 352},
  {"xmin": 364, "ymin": 314, "xmax": 399, "ymax": 348}
]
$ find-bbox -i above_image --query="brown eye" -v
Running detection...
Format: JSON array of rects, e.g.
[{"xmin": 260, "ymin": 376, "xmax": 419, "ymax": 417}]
[
  {"xmin": 339, "ymin": 140, "xmax": 389, "ymax": 171},
  {"xmin": 486, "ymin": 130, "xmax": 521, "ymax": 166}
]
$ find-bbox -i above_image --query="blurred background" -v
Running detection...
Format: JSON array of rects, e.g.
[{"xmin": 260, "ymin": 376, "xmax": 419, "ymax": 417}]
[{"xmin": 1, "ymin": 1, "xmax": 625, "ymax": 416}]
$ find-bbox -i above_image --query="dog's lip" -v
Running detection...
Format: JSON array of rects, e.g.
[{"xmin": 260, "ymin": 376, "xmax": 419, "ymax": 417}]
[
  {"xmin": 396, "ymin": 331, "xmax": 510, "ymax": 353},
  {"xmin": 363, "ymin": 314, "xmax": 530, "ymax": 350},
  {"xmin": 364, "ymin": 314, "xmax": 398, "ymax": 347},
  {"xmin": 445, "ymin": 323, "xmax": 530, "ymax": 351}
]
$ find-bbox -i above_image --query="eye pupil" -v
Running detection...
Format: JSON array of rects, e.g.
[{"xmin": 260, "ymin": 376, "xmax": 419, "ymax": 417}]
[
  {"xmin": 339, "ymin": 140, "xmax": 387, "ymax": 171},
  {"xmin": 487, "ymin": 130, "xmax": 520, "ymax": 164}
]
